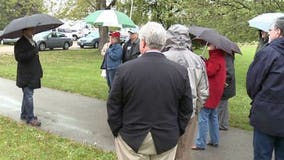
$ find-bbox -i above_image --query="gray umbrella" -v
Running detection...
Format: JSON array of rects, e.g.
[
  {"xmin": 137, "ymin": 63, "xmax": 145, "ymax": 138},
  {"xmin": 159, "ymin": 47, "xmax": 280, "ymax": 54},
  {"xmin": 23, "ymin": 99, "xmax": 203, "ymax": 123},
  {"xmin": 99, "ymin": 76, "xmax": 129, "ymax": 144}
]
[
  {"xmin": 188, "ymin": 25, "xmax": 241, "ymax": 55},
  {"xmin": 0, "ymin": 14, "xmax": 63, "ymax": 38}
]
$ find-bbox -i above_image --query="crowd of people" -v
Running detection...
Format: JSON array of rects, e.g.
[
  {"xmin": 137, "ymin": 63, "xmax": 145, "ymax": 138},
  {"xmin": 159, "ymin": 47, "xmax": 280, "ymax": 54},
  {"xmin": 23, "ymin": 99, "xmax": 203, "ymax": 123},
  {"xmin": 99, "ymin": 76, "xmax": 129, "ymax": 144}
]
[
  {"xmin": 104, "ymin": 21, "xmax": 234, "ymax": 160},
  {"xmin": 14, "ymin": 17, "xmax": 284, "ymax": 160}
]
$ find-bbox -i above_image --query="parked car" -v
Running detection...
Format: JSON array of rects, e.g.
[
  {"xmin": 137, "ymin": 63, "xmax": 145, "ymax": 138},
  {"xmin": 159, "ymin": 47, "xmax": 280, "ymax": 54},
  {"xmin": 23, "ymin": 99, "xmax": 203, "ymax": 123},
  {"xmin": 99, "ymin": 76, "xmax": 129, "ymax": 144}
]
[
  {"xmin": 33, "ymin": 31, "xmax": 73, "ymax": 51},
  {"xmin": 77, "ymin": 31, "xmax": 100, "ymax": 48},
  {"xmin": 0, "ymin": 30, "xmax": 19, "ymax": 45}
]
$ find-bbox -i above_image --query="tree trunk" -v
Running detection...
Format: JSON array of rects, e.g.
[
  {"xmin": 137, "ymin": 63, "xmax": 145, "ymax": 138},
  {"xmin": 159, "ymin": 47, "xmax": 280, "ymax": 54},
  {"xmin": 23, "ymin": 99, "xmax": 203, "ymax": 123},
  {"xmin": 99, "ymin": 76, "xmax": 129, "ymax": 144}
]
[{"xmin": 96, "ymin": 0, "xmax": 109, "ymax": 51}]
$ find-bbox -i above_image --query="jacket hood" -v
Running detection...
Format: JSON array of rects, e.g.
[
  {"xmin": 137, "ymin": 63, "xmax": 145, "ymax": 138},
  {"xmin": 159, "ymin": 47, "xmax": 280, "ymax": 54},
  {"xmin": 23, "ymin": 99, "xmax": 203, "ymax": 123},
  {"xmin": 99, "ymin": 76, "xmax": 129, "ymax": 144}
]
[
  {"xmin": 164, "ymin": 24, "xmax": 192, "ymax": 50},
  {"xmin": 270, "ymin": 37, "xmax": 284, "ymax": 56}
]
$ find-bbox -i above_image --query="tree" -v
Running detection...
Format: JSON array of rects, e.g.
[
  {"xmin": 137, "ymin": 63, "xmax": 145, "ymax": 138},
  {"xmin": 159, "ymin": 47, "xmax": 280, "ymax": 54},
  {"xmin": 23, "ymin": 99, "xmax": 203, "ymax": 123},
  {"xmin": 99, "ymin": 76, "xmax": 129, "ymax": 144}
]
[
  {"xmin": 56, "ymin": 0, "xmax": 117, "ymax": 49},
  {"xmin": 0, "ymin": 0, "xmax": 45, "ymax": 29},
  {"xmin": 52, "ymin": 0, "xmax": 284, "ymax": 42}
]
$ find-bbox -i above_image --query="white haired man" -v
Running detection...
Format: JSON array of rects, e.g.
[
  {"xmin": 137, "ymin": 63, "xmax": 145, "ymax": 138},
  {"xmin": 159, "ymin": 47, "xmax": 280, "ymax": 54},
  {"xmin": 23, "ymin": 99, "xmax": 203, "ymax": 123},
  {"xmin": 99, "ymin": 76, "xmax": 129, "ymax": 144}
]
[{"xmin": 107, "ymin": 22, "xmax": 193, "ymax": 160}]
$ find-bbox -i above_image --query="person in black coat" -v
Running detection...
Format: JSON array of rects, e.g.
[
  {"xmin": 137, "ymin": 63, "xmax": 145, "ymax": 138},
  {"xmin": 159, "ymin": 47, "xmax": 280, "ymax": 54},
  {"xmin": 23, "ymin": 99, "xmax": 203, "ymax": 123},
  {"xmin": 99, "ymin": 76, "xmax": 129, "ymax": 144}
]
[
  {"xmin": 218, "ymin": 53, "xmax": 236, "ymax": 131},
  {"xmin": 14, "ymin": 28, "xmax": 42, "ymax": 126},
  {"xmin": 122, "ymin": 28, "xmax": 140, "ymax": 63},
  {"xmin": 246, "ymin": 17, "xmax": 284, "ymax": 160},
  {"xmin": 107, "ymin": 22, "xmax": 193, "ymax": 160}
]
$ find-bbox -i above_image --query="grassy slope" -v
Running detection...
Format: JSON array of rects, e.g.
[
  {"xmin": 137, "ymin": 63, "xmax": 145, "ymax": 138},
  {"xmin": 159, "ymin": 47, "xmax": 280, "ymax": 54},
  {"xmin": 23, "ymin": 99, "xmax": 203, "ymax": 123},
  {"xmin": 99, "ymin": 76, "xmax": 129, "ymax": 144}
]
[{"xmin": 0, "ymin": 116, "xmax": 116, "ymax": 160}]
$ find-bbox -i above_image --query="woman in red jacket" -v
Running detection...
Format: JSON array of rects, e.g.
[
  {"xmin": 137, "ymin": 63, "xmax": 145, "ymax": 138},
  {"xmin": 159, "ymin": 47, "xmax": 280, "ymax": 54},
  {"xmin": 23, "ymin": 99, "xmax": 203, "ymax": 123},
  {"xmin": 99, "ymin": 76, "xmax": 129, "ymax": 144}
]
[{"xmin": 192, "ymin": 44, "xmax": 226, "ymax": 150}]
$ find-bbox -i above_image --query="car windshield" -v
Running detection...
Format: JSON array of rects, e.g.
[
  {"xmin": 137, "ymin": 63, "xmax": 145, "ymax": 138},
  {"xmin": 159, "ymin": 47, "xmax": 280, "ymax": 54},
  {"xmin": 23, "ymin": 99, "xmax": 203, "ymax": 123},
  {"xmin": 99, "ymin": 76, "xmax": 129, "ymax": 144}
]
[
  {"xmin": 86, "ymin": 32, "xmax": 99, "ymax": 38},
  {"xmin": 33, "ymin": 32, "xmax": 49, "ymax": 40}
]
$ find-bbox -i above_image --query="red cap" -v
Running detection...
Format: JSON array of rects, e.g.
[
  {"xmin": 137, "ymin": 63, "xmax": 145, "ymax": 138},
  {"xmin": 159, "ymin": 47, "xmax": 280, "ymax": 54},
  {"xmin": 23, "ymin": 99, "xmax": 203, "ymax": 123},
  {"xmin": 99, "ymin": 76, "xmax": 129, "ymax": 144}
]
[{"xmin": 111, "ymin": 32, "xmax": 120, "ymax": 38}]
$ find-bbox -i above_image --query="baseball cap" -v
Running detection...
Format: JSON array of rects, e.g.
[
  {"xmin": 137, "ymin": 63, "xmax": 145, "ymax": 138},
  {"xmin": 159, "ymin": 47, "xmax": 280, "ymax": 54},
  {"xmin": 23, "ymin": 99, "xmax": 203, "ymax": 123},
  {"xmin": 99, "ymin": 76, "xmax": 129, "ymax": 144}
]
[
  {"xmin": 128, "ymin": 28, "xmax": 139, "ymax": 34},
  {"xmin": 111, "ymin": 32, "xmax": 120, "ymax": 38}
]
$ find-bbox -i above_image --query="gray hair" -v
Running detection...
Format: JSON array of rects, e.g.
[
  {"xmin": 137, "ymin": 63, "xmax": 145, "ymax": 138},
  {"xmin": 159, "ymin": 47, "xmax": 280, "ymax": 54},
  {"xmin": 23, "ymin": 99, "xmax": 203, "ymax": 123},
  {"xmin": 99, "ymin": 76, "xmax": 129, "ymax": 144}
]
[
  {"xmin": 274, "ymin": 17, "xmax": 284, "ymax": 36},
  {"xmin": 139, "ymin": 22, "xmax": 167, "ymax": 50}
]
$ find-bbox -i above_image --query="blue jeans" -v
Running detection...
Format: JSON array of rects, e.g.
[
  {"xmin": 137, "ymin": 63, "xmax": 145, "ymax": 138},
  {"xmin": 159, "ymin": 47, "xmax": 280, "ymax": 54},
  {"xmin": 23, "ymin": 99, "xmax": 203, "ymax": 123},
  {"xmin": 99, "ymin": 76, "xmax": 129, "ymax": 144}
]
[
  {"xmin": 195, "ymin": 107, "xmax": 219, "ymax": 148},
  {"xmin": 21, "ymin": 87, "xmax": 35, "ymax": 122},
  {"xmin": 253, "ymin": 129, "xmax": 284, "ymax": 160},
  {"xmin": 106, "ymin": 69, "xmax": 117, "ymax": 90}
]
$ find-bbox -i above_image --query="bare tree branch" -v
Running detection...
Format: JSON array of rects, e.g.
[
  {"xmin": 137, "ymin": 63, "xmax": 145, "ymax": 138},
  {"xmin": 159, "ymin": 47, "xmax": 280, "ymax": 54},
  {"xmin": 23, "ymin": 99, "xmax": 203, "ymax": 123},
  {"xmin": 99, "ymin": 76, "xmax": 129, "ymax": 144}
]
[
  {"xmin": 85, "ymin": 0, "xmax": 97, "ymax": 9},
  {"xmin": 106, "ymin": 0, "xmax": 117, "ymax": 9}
]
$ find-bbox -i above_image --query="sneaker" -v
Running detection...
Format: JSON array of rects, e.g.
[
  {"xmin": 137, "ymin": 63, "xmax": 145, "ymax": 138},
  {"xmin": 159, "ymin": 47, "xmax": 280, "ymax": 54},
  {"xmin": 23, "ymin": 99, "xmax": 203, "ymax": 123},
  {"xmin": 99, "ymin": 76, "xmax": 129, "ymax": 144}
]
[
  {"xmin": 27, "ymin": 118, "xmax": 41, "ymax": 127},
  {"xmin": 207, "ymin": 143, "xmax": 219, "ymax": 147}
]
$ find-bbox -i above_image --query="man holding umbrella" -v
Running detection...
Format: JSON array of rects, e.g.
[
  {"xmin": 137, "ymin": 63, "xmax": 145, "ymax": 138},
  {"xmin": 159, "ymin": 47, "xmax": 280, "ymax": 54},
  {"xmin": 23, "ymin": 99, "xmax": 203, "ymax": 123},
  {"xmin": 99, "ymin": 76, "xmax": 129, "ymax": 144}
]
[
  {"xmin": 14, "ymin": 27, "xmax": 42, "ymax": 127},
  {"xmin": 0, "ymin": 14, "xmax": 63, "ymax": 127}
]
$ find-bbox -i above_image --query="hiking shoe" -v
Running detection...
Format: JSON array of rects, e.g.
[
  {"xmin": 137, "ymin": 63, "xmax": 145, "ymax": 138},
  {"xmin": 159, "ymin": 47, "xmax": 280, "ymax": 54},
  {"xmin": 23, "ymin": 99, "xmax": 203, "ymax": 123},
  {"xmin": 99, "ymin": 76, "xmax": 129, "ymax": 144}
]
[{"xmin": 27, "ymin": 118, "xmax": 41, "ymax": 127}]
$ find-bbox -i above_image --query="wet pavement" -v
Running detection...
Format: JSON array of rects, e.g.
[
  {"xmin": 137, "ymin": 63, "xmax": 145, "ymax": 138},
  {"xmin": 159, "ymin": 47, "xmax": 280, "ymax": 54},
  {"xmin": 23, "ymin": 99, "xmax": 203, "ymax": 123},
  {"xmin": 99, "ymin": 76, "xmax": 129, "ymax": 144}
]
[{"xmin": 0, "ymin": 77, "xmax": 253, "ymax": 159}]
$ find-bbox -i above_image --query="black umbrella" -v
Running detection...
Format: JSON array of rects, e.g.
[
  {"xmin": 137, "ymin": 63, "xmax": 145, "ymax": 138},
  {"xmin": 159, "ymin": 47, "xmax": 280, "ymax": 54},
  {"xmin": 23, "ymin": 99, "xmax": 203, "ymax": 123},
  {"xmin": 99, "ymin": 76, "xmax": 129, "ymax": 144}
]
[
  {"xmin": 188, "ymin": 25, "xmax": 241, "ymax": 54},
  {"xmin": 0, "ymin": 14, "xmax": 63, "ymax": 38}
]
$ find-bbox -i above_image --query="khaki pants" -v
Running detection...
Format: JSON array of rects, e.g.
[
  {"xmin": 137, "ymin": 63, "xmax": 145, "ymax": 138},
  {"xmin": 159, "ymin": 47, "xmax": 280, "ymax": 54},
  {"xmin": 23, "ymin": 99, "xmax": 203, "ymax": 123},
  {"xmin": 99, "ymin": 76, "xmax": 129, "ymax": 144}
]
[
  {"xmin": 175, "ymin": 116, "xmax": 198, "ymax": 160},
  {"xmin": 115, "ymin": 132, "xmax": 177, "ymax": 160}
]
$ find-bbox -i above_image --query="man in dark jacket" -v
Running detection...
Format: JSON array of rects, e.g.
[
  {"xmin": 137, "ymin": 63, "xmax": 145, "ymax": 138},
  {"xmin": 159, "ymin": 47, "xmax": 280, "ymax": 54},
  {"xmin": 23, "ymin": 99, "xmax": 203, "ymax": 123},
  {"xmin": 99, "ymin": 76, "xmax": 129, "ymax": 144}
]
[
  {"xmin": 246, "ymin": 17, "xmax": 284, "ymax": 160},
  {"xmin": 218, "ymin": 53, "xmax": 236, "ymax": 131},
  {"xmin": 122, "ymin": 28, "xmax": 140, "ymax": 63},
  {"xmin": 14, "ymin": 28, "xmax": 42, "ymax": 126},
  {"xmin": 107, "ymin": 22, "xmax": 193, "ymax": 160}
]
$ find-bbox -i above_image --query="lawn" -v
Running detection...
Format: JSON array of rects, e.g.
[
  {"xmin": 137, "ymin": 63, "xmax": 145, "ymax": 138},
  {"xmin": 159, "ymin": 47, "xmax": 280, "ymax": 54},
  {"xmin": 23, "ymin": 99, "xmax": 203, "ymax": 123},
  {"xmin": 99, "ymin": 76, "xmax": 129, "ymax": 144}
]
[
  {"xmin": 0, "ymin": 116, "xmax": 116, "ymax": 160},
  {"xmin": 0, "ymin": 45, "xmax": 256, "ymax": 158},
  {"xmin": 0, "ymin": 49, "xmax": 109, "ymax": 99}
]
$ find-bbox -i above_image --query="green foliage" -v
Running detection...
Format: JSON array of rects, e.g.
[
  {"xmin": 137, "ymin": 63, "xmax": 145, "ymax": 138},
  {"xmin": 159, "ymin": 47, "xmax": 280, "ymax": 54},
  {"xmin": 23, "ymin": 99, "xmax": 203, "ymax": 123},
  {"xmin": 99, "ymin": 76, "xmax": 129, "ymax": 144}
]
[
  {"xmin": 56, "ymin": 0, "xmax": 97, "ymax": 20},
  {"xmin": 0, "ymin": 0, "xmax": 46, "ymax": 29},
  {"xmin": 0, "ymin": 116, "xmax": 116, "ymax": 159},
  {"xmin": 116, "ymin": 0, "xmax": 284, "ymax": 42}
]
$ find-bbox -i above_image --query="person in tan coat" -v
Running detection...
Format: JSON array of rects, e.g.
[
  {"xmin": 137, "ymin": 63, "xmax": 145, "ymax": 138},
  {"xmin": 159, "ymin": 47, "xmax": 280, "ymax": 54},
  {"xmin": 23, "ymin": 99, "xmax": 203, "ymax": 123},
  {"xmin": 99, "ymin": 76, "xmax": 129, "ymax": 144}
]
[{"xmin": 163, "ymin": 24, "xmax": 209, "ymax": 160}]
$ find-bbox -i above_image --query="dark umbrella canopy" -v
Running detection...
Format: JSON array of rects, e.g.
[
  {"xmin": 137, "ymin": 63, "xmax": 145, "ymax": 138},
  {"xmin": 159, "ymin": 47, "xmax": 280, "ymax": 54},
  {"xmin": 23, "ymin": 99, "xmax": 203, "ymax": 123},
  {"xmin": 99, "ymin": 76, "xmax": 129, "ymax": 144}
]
[
  {"xmin": 188, "ymin": 25, "xmax": 241, "ymax": 54},
  {"xmin": 0, "ymin": 14, "xmax": 63, "ymax": 38}
]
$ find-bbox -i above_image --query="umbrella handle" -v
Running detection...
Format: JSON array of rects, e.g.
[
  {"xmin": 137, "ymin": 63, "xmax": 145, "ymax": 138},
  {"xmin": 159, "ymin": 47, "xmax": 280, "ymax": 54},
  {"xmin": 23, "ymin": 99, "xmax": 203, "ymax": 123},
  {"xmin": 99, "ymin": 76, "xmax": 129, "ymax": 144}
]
[{"xmin": 201, "ymin": 41, "xmax": 208, "ymax": 57}]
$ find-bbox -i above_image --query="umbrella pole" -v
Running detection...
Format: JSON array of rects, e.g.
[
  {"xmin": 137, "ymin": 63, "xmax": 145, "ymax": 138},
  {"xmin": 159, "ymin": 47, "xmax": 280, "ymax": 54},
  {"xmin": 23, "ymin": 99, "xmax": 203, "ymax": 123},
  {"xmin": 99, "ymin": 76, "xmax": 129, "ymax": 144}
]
[{"xmin": 201, "ymin": 41, "xmax": 208, "ymax": 57}]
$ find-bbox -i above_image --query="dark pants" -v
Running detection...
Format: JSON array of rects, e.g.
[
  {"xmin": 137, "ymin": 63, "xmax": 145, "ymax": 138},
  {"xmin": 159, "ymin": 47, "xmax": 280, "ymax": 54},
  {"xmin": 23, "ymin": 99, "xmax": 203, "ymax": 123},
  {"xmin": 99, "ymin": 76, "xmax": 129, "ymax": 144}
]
[
  {"xmin": 21, "ymin": 87, "xmax": 35, "ymax": 122},
  {"xmin": 106, "ymin": 69, "xmax": 117, "ymax": 91},
  {"xmin": 253, "ymin": 129, "xmax": 284, "ymax": 160}
]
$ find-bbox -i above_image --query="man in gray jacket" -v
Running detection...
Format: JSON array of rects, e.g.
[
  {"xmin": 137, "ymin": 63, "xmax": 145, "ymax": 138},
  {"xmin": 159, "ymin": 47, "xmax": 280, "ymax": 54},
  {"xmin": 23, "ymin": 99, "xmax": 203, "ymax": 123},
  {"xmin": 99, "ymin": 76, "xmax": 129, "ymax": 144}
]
[{"xmin": 163, "ymin": 24, "xmax": 209, "ymax": 160}]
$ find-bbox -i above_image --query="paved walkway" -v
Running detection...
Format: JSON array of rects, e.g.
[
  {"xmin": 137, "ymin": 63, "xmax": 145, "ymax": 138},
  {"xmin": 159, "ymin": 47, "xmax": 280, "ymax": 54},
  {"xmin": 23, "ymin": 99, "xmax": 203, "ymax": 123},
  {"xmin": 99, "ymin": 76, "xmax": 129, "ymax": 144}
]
[{"xmin": 0, "ymin": 77, "xmax": 253, "ymax": 159}]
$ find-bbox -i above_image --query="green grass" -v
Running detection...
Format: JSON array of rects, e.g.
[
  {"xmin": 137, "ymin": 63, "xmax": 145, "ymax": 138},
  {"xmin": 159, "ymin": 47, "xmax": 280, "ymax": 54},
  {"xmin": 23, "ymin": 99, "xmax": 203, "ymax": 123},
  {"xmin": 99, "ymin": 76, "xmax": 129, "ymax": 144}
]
[
  {"xmin": 0, "ymin": 116, "xmax": 116, "ymax": 160},
  {"xmin": 0, "ymin": 49, "xmax": 109, "ymax": 99}
]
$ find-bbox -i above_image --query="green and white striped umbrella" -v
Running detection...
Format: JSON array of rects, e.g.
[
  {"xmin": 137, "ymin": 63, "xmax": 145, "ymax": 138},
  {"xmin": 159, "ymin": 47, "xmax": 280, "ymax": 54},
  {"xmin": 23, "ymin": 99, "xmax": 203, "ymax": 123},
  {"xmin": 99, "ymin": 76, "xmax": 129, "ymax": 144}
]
[{"xmin": 85, "ymin": 10, "xmax": 136, "ymax": 28}]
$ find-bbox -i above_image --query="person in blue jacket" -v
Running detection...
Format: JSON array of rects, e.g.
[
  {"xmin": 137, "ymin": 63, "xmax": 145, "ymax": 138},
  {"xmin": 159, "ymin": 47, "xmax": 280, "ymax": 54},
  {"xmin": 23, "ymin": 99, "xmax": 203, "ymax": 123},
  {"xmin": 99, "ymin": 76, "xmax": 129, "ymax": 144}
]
[
  {"xmin": 246, "ymin": 17, "xmax": 284, "ymax": 160},
  {"xmin": 101, "ymin": 32, "xmax": 123, "ymax": 90}
]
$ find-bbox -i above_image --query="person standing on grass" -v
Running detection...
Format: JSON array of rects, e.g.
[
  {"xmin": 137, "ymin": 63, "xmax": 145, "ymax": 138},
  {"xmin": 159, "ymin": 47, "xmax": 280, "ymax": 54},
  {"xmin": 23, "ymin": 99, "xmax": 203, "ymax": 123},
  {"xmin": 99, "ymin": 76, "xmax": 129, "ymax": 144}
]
[
  {"xmin": 163, "ymin": 24, "xmax": 209, "ymax": 160},
  {"xmin": 192, "ymin": 44, "xmax": 226, "ymax": 150},
  {"xmin": 247, "ymin": 17, "xmax": 284, "ymax": 160},
  {"xmin": 101, "ymin": 31, "xmax": 122, "ymax": 91},
  {"xmin": 14, "ymin": 27, "xmax": 42, "ymax": 127},
  {"xmin": 218, "ymin": 53, "xmax": 236, "ymax": 131},
  {"xmin": 100, "ymin": 35, "xmax": 111, "ymax": 78},
  {"xmin": 107, "ymin": 22, "xmax": 193, "ymax": 160},
  {"xmin": 122, "ymin": 27, "xmax": 140, "ymax": 63}
]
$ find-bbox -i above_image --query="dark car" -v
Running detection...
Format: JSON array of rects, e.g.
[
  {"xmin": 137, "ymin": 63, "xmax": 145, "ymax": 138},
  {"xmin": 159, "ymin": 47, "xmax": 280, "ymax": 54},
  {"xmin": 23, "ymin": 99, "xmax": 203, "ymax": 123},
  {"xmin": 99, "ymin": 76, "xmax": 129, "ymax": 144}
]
[
  {"xmin": 77, "ymin": 31, "xmax": 100, "ymax": 48},
  {"xmin": 33, "ymin": 31, "xmax": 73, "ymax": 51}
]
